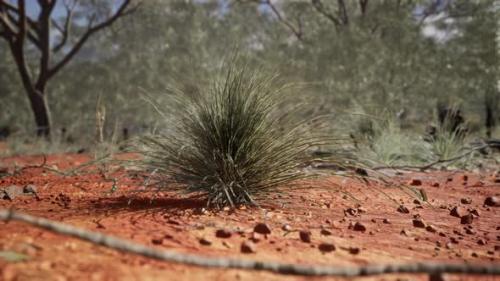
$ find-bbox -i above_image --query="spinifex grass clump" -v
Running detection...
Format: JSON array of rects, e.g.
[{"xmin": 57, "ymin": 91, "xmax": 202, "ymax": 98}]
[{"xmin": 138, "ymin": 65, "xmax": 323, "ymax": 208}]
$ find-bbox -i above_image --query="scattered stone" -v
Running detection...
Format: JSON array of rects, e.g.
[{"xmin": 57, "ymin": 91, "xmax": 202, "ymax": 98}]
[
  {"xmin": 151, "ymin": 238, "xmax": 163, "ymax": 245},
  {"xmin": 166, "ymin": 219, "xmax": 181, "ymax": 225},
  {"xmin": 460, "ymin": 214, "xmax": 473, "ymax": 225},
  {"xmin": 426, "ymin": 225, "xmax": 437, "ymax": 233},
  {"xmin": 345, "ymin": 208, "xmax": 358, "ymax": 217},
  {"xmin": 23, "ymin": 184, "xmax": 37, "ymax": 195},
  {"xmin": 353, "ymin": 222, "xmax": 366, "ymax": 232},
  {"xmin": 397, "ymin": 205, "xmax": 410, "ymax": 214},
  {"xmin": 253, "ymin": 223, "xmax": 271, "ymax": 235},
  {"xmin": 465, "ymin": 228, "xmax": 476, "ymax": 235},
  {"xmin": 470, "ymin": 209, "xmax": 480, "ymax": 217},
  {"xmin": 413, "ymin": 199, "xmax": 421, "ymax": 205},
  {"xmin": 222, "ymin": 241, "xmax": 233, "ymax": 249},
  {"xmin": 450, "ymin": 237, "xmax": 459, "ymax": 244},
  {"xmin": 471, "ymin": 252, "xmax": 478, "ymax": 258},
  {"xmin": 484, "ymin": 196, "xmax": 499, "ymax": 207},
  {"xmin": 348, "ymin": 247, "xmax": 361, "ymax": 255},
  {"xmin": 462, "ymin": 175, "xmax": 468, "ymax": 181},
  {"xmin": 2, "ymin": 185, "xmax": 22, "ymax": 200},
  {"xmin": 382, "ymin": 218, "xmax": 391, "ymax": 224},
  {"xmin": 460, "ymin": 198, "xmax": 472, "ymax": 205},
  {"xmin": 477, "ymin": 238, "xmax": 487, "ymax": 245},
  {"xmin": 412, "ymin": 218, "xmax": 426, "ymax": 228},
  {"xmin": 281, "ymin": 224, "xmax": 292, "ymax": 232},
  {"xmin": 318, "ymin": 243, "xmax": 336, "ymax": 253},
  {"xmin": 450, "ymin": 206, "xmax": 467, "ymax": 218},
  {"xmin": 431, "ymin": 182, "xmax": 440, "ymax": 187},
  {"xmin": 215, "ymin": 229, "xmax": 232, "ymax": 238},
  {"xmin": 409, "ymin": 178, "xmax": 422, "ymax": 186},
  {"xmin": 250, "ymin": 232, "xmax": 262, "ymax": 243},
  {"xmin": 320, "ymin": 229, "xmax": 332, "ymax": 236},
  {"xmin": 494, "ymin": 245, "xmax": 500, "ymax": 251},
  {"xmin": 299, "ymin": 230, "xmax": 312, "ymax": 243},
  {"xmin": 240, "ymin": 241, "xmax": 256, "ymax": 253},
  {"xmin": 199, "ymin": 237, "xmax": 212, "ymax": 246}
]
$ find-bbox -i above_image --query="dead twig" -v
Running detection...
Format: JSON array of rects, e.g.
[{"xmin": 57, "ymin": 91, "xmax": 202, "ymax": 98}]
[
  {"xmin": 373, "ymin": 144, "xmax": 488, "ymax": 172},
  {"xmin": 0, "ymin": 209, "xmax": 498, "ymax": 278}
]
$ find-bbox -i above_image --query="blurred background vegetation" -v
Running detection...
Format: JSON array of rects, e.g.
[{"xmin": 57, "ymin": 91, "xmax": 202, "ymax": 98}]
[{"xmin": 0, "ymin": 0, "xmax": 498, "ymax": 167}]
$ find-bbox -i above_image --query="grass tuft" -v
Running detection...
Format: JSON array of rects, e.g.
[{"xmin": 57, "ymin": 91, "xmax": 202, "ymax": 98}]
[{"xmin": 136, "ymin": 62, "xmax": 325, "ymax": 208}]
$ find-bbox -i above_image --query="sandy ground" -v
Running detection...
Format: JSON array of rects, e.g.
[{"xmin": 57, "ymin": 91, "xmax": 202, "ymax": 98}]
[{"xmin": 0, "ymin": 153, "xmax": 499, "ymax": 281}]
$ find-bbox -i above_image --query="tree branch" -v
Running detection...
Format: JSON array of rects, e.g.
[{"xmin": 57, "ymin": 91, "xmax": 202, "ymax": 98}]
[
  {"xmin": 311, "ymin": 0, "xmax": 342, "ymax": 26},
  {"xmin": 256, "ymin": 0, "xmax": 303, "ymax": 41},
  {"xmin": 48, "ymin": 0, "xmax": 134, "ymax": 78},
  {"xmin": 0, "ymin": 209, "xmax": 499, "ymax": 278},
  {"xmin": 52, "ymin": 0, "xmax": 79, "ymax": 53}
]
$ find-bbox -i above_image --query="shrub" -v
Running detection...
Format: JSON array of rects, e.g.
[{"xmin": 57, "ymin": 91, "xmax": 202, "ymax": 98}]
[{"xmin": 136, "ymin": 63, "xmax": 324, "ymax": 208}]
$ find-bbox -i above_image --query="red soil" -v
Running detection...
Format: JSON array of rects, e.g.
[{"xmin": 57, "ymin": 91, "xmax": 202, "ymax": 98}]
[{"xmin": 0, "ymin": 153, "xmax": 499, "ymax": 281}]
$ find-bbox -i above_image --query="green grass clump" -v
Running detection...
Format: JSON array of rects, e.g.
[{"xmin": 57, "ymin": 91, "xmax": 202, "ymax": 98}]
[{"xmin": 137, "ymin": 63, "xmax": 324, "ymax": 208}]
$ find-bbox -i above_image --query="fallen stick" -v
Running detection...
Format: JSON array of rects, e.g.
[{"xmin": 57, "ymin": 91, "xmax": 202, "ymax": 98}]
[{"xmin": 0, "ymin": 209, "xmax": 499, "ymax": 278}]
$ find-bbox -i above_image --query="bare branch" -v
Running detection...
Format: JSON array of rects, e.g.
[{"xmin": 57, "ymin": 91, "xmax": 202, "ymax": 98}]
[
  {"xmin": 0, "ymin": 209, "xmax": 499, "ymax": 278},
  {"xmin": 311, "ymin": 0, "xmax": 341, "ymax": 26},
  {"xmin": 48, "ymin": 0, "xmax": 134, "ymax": 78},
  {"xmin": 260, "ymin": 0, "xmax": 303, "ymax": 41},
  {"xmin": 52, "ymin": 0, "xmax": 79, "ymax": 53}
]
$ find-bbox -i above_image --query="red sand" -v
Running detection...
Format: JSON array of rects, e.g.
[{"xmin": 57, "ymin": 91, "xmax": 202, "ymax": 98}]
[{"xmin": 0, "ymin": 153, "xmax": 499, "ymax": 281}]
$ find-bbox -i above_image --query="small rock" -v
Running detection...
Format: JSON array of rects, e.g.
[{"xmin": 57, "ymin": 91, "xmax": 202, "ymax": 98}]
[
  {"xmin": 318, "ymin": 243, "xmax": 336, "ymax": 253},
  {"xmin": 413, "ymin": 199, "xmax": 421, "ymax": 205},
  {"xmin": 450, "ymin": 237, "xmax": 459, "ymax": 244},
  {"xmin": 2, "ymin": 185, "xmax": 22, "ymax": 200},
  {"xmin": 382, "ymin": 218, "xmax": 391, "ymax": 224},
  {"xmin": 494, "ymin": 245, "xmax": 500, "ymax": 251},
  {"xmin": 397, "ymin": 205, "xmax": 410, "ymax": 214},
  {"xmin": 460, "ymin": 198, "xmax": 472, "ymax": 205},
  {"xmin": 409, "ymin": 178, "xmax": 422, "ymax": 186},
  {"xmin": 477, "ymin": 238, "xmax": 487, "ymax": 245},
  {"xmin": 470, "ymin": 209, "xmax": 480, "ymax": 217},
  {"xmin": 465, "ymin": 228, "xmax": 476, "ymax": 235},
  {"xmin": 215, "ymin": 229, "xmax": 232, "ymax": 238},
  {"xmin": 484, "ymin": 196, "xmax": 499, "ymax": 207},
  {"xmin": 353, "ymin": 222, "xmax": 366, "ymax": 232},
  {"xmin": 250, "ymin": 232, "xmax": 262, "ymax": 243},
  {"xmin": 253, "ymin": 223, "xmax": 271, "ymax": 235},
  {"xmin": 240, "ymin": 241, "xmax": 256, "ymax": 253},
  {"xmin": 462, "ymin": 175, "xmax": 468, "ymax": 181},
  {"xmin": 348, "ymin": 247, "xmax": 361, "ymax": 255},
  {"xmin": 450, "ymin": 206, "xmax": 467, "ymax": 218},
  {"xmin": 23, "ymin": 184, "xmax": 37, "ymax": 194},
  {"xmin": 222, "ymin": 241, "xmax": 233, "ymax": 249},
  {"xmin": 426, "ymin": 225, "xmax": 437, "ymax": 233},
  {"xmin": 281, "ymin": 224, "xmax": 292, "ymax": 232},
  {"xmin": 317, "ymin": 227, "xmax": 331, "ymax": 235},
  {"xmin": 460, "ymin": 214, "xmax": 473, "ymax": 225},
  {"xmin": 471, "ymin": 252, "xmax": 478, "ymax": 258},
  {"xmin": 199, "ymin": 237, "xmax": 212, "ymax": 246},
  {"xmin": 412, "ymin": 218, "xmax": 426, "ymax": 228},
  {"xmin": 345, "ymin": 208, "xmax": 358, "ymax": 216},
  {"xmin": 151, "ymin": 238, "xmax": 163, "ymax": 245},
  {"xmin": 431, "ymin": 182, "xmax": 440, "ymax": 187},
  {"xmin": 299, "ymin": 230, "xmax": 312, "ymax": 243}
]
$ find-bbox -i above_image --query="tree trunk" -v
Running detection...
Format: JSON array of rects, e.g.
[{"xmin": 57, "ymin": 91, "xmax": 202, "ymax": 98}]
[{"xmin": 26, "ymin": 87, "xmax": 51, "ymax": 137}]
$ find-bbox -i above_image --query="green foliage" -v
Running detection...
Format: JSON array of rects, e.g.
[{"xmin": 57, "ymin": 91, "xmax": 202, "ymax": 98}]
[{"xmin": 136, "ymin": 63, "xmax": 324, "ymax": 208}]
